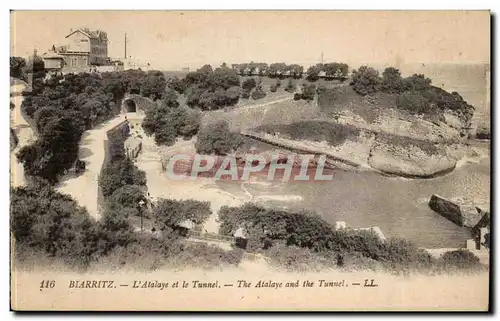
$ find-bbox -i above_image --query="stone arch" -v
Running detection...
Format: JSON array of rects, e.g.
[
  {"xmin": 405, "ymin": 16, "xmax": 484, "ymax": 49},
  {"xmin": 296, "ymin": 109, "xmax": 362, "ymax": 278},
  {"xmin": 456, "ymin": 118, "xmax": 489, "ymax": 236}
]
[
  {"xmin": 121, "ymin": 94, "xmax": 157, "ymax": 115},
  {"xmin": 124, "ymin": 99, "xmax": 137, "ymax": 113}
]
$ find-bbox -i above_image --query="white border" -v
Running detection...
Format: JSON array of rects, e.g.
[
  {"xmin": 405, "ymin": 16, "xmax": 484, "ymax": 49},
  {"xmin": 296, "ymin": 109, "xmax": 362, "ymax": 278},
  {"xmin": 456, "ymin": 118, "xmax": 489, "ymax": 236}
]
[{"xmin": 1, "ymin": 1, "xmax": 497, "ymax": 319}]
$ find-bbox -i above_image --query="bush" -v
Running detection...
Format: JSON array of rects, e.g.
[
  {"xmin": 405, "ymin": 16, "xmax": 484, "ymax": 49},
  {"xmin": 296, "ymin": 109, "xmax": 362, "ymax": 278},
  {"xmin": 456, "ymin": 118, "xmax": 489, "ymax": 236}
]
[
  {"xmin": 284, "ymin": 79, "xmax": 296, "ymax": 93},
  {"xmin": 293, "ymin": 93, "xmax": 301, "ymax": 100},
  {"xmin": 350, "ymin": 66, "xmax": 382, "ymax": 96},
  {"xmin": 110, "ymin": 185, "xmax": 147, "ymax": 211},
  {"xmin": 170, "ymin": 243, "xmax": 243, "ymax": 269},
  {"xmin": 99, "ymin": 157, "xmax": 147, "ymax": 197},
  {"xmin": 10, "ymin": 183, "xmax": 100, "ymax": 268},
  {"xmin": 195, "ymin": 120, "xmax": 243, "ymax": 155},
  {"xmin": 403, "ymin": 74, "xmax": 432, "ymax": 91},
  {"xmin": 142, "ymin": 105, "xmax": 201, "ymax": 146},
  {"xmin": 476, "ymin": 122, "xmax": 490, "ymax": 139},
  {"xmin": 251, "ymin": 86, "xmax": 266, "ymax": 100},
  {"xmin": 396, "ymin": 91, "xmax": 433, "ymax": 114},
  {"xmin": 266, "ymin": 244, "xmax": 331, "ymax": 272},
  {"xmin": 241, "ymin": 90, "xmax": 250, "ymax": 99},
  {"xmin": 153, "ymin": 199, "xmax": 211, "ymax": 229},
  {"xmin": 381, "ymin": 67, "xmax": 405, "ymax": 94},
  {"xmin": 439, "ymin": 250, "xmax": 483, "ymax": 271},
  {"xmin": 256, "ymin": 121, "xmax": 360, "ymax": 147},
  {"xmin": 242, "ymin": 78, "xmax": 257, "ymax": 91},
  {"xmin": 300, "ymin": 84, "xmax": 316, "ymax": 101}
]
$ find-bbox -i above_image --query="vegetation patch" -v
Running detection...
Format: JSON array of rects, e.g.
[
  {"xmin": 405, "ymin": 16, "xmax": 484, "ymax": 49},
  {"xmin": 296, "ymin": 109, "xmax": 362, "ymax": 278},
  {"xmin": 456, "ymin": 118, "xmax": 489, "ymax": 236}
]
[
  {"xmin": 255, "ymin": 120, "xmax": 360, "ymax": 147},
  {"xmin": 195, "ymin": 120, "xmax": 244, "ymax": 155},
  {"xmin": 218, "ymin": 203, "xmax": 485, "ymax": 274}
]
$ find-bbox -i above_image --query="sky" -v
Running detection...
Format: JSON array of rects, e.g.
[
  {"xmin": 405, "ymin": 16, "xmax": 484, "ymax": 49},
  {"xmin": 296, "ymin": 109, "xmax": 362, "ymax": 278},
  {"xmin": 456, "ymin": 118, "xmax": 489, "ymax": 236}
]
[{"xmin": 10, "ymin": 10, "xmax": 490, "ymax": 70}]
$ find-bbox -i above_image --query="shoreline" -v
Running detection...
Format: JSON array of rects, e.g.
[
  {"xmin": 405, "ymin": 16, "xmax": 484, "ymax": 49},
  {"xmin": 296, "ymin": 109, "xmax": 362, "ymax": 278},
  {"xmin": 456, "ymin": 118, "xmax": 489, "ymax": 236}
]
[{"xmin": 240, "ymin": 130, "xmax": 475, "ymax": 179}]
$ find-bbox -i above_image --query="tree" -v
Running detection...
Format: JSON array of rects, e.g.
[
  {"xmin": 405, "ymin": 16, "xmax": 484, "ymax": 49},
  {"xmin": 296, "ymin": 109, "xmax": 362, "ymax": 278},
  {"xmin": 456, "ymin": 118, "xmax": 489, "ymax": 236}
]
[
  {"xmin": 195, "ymin": 120, "xmax": 243, "ymax": 155},
  {"xmin": 285, "ymin": 79, "xmax": 296, "ymax": 93},
  {"xmin": 110, "ymin": 185, "xmax": 147, "ymax": 212},
  {"xmin": 350, "ymin": 66, "xmax": 382, "ymax": 95},
  {"xmin": 403, "ymin": 74, "xmax": 432, "ymax": 91},
  {"xmin": 306, "ymin": 64, "xmax": 323, "ymax": 82},
  {"xmin": 162, "ymin": 87, "xmax": 180, "ymax": 108},
  {"xmin": 10, "ymin": 183, "xmax": 100, "ymax": 266},
  {"xmin": 99, "ymin": 157, "xmax": 147, "ymax": 197},
  {"xmin": 300, "ymin": 84, "xmax": 316, "ymax": 101},
  {"xmin": 381, "ymin": 67, "xmax": 405, "ymax": 93},
  {"xmin": 140, "ymin": 70, "xmax": 167, "ymax": 100},
  {"xmin": 10, "ymin": 56, "xmax": 27, "ymax": 80},
  {"xmin": 251, "ymin": 86, "xmax": 266, "ymax": 100},
  {"xmin": 153, "ymin": 199, "xmax": 211, "ymax": 230},
  {"xmin": 396, "ymin": 91, "xmax": 433, "ymax": 114},
  {"xmin": 142, "ymin": 105, "xmax": 201, "ymax": 145},
  {"xmin": 242, "ymin": 78, "xmax": 257, "ymax": 91}
]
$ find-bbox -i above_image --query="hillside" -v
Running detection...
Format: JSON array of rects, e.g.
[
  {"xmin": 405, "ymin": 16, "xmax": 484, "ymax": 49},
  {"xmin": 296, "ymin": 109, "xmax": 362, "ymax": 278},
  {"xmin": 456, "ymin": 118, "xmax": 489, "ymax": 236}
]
[{"xmin": 218, "ymin": 77, "xmax": 480, "ymax": 178}]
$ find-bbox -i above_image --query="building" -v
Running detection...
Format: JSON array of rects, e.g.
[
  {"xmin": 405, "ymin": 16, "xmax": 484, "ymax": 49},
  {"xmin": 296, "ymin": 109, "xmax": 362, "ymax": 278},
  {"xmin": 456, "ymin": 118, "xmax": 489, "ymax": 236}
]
[
  {"xmin": 40, "ymin": 51, "xmax": 65, "ymax": 71},
  {"xmin": 46, "ymin": 28, "xmax": 122, "ymax": 73}
]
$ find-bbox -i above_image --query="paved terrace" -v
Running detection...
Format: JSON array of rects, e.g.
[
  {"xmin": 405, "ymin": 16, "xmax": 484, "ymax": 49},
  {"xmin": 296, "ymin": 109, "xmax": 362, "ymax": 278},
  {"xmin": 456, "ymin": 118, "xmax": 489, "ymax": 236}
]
[{"xmin": 56, "ymin": 115, "xmax": 127, "ymax": 220}]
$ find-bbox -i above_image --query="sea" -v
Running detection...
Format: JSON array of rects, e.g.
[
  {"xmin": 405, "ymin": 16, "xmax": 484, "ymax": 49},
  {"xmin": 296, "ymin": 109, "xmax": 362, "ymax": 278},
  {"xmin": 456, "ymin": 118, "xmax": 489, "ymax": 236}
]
[{"xmin": 216, "ymin": 63, "xmax": 491, "ymax": 248}]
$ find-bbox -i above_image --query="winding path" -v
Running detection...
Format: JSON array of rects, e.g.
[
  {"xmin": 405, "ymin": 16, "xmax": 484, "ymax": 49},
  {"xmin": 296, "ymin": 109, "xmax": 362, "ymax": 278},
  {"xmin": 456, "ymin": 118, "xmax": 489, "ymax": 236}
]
[
  {"xmin": 10, "ymin": 82, "xmax": 34, "ymax": 188},
  {"xmin": 56, "ymin": 115, "xmax": 127, "ymax": 220}
]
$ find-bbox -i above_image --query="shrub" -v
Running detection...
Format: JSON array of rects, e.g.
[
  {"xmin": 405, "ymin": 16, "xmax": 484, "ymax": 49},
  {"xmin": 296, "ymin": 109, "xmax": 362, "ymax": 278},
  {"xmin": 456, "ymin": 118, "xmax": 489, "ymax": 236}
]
[
  {"xmin": 195, "ymin": 120, "xmax": 243, "ymax": 155},
  {"xmin": 350, "ymin": 66, "xmax": 382, "ymax": 95},
  {"xmin": 476, "ymin": 122, "xmax": 490, "ymax": 139},
  {"xmin": 251, "ymin": 86, "xmax": 266, "ymax": 100},
  {"xmin": 242, "ymin": 78, "xmax": 257, "ymax": 91},
  {"xmin": 403, "ymin": 74, "xmax": 432, "ymax": 91},
  {"xmin": 439, "ymin": 249, "xmax": 483, "ymax": 271},
  {"xmin": 153, "ymin": 198, "xmax": 211, "ymax": 229},
  {"xmin": 99, "ymin": 157, "xmax": 147, "ymax": 197},
  {"xmin": 241, "ymin": 90, "xmax": 250, "ymax": 99},
  {"xmin": 10, "ymin": 183, "xmax": 100, "ymax": 268},
  {"xmin": 293, "ymin": 93, "xmax": 301, "ymax": 100},
  {"xmin": 381, "ymin": 67, "xmax": 405, "ymax": 94},
  {"xmin": 396, "ymin": 91, "xmax": 433, "ymax": 114},
  {"xmin": 266, "ymin": 244, "xmax": 331, "ymax": 272},
  {"xmin": 256, "ymin": 121, "xmax": 360, "ymax": 147},
  {"xmin": 300, "ymin": 84, "xmax": 316, "ymax": 101},
  {"xmin": 270, "ymin": 84, "xmax": 278, "ymax": 92},
  {"xmin": 110, "ymin": 185, "xmax": 147, "ymax": 211},
  {"xmin": 142, "ymin": 105, "xmax": 200, "ymax": 146},
  {"xmin": 284, "ymin": 79, "xmax": 296, "ymax": 93},
  {"xmin": 170, "ymin": 243, "xmax": 243, "ymax": 269}
]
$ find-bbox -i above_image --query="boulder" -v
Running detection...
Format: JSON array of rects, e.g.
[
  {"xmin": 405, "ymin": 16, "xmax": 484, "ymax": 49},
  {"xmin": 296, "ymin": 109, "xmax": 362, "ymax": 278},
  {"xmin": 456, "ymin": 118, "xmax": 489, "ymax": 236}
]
[
  {"xmin": 428, "ymin": 194, "xmax": 488, "ymax": 228},
  {"xmin": 368, "ymin": 143, "xmax": 456, "ymax": 178}
]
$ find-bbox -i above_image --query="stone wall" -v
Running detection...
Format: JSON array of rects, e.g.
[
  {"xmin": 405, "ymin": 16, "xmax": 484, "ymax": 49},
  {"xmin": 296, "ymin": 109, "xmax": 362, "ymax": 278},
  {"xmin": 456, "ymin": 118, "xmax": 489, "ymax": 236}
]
[{"xmin": 104, "ymin": 120, "xmax": 130, "ymax": 164}]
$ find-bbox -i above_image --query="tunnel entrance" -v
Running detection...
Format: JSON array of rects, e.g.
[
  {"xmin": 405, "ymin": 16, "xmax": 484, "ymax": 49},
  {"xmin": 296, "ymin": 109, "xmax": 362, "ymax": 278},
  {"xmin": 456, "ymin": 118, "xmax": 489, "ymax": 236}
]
[{"xmin": 124, "ymin": 99, "xmax": 137, "ymax": 113}]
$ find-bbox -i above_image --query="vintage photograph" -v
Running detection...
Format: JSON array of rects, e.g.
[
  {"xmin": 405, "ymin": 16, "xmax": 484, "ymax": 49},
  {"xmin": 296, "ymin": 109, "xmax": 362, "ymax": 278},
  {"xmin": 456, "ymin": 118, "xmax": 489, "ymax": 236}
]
[{"xmin": 9, "ymin": 10, "xmax": 491, "ymax": 311}]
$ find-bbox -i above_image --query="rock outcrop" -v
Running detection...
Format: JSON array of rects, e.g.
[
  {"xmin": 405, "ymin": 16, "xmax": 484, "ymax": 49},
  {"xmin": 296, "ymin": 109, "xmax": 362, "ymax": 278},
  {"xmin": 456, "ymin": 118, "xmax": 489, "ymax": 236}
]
[
  {"xmin": 368, "ymin": 142, "xmax": 457, "ymax": 178},
  {"xmin": 428, "ymin": 194, "xmax": 489, "ymax": 228}
]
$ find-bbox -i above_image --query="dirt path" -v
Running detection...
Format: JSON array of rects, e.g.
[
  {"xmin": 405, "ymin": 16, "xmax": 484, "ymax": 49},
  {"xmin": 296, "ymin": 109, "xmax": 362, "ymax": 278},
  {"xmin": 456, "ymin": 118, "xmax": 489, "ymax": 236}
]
[
  {"xmin": 56, "ymin": 115, "xmax": 127, "ymax": 221},
  {"xmin": 10, "ymin": 83, "xmax": 34, "ymax": 188},
  {"xmin": 239, "ymin": 96, "xmax": 292, "ymax": 111}
]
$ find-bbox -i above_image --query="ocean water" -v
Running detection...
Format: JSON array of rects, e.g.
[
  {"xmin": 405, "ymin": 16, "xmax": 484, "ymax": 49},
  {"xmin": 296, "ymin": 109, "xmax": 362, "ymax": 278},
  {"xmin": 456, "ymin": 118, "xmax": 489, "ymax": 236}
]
[{"xmin": 213, "ymin": 63, "xmax": 491, "ymax": 248}]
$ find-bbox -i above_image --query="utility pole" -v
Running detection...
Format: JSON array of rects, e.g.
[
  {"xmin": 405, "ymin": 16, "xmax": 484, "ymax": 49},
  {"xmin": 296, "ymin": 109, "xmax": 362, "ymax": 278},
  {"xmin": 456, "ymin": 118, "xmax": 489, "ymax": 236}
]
[
  {"xmin": 124, "ymin": 33, "xmax": 127, "ymax": 59},
  {"xmin": 321, "ymin": 52, "xmax": 324, "ymax": 64}
]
